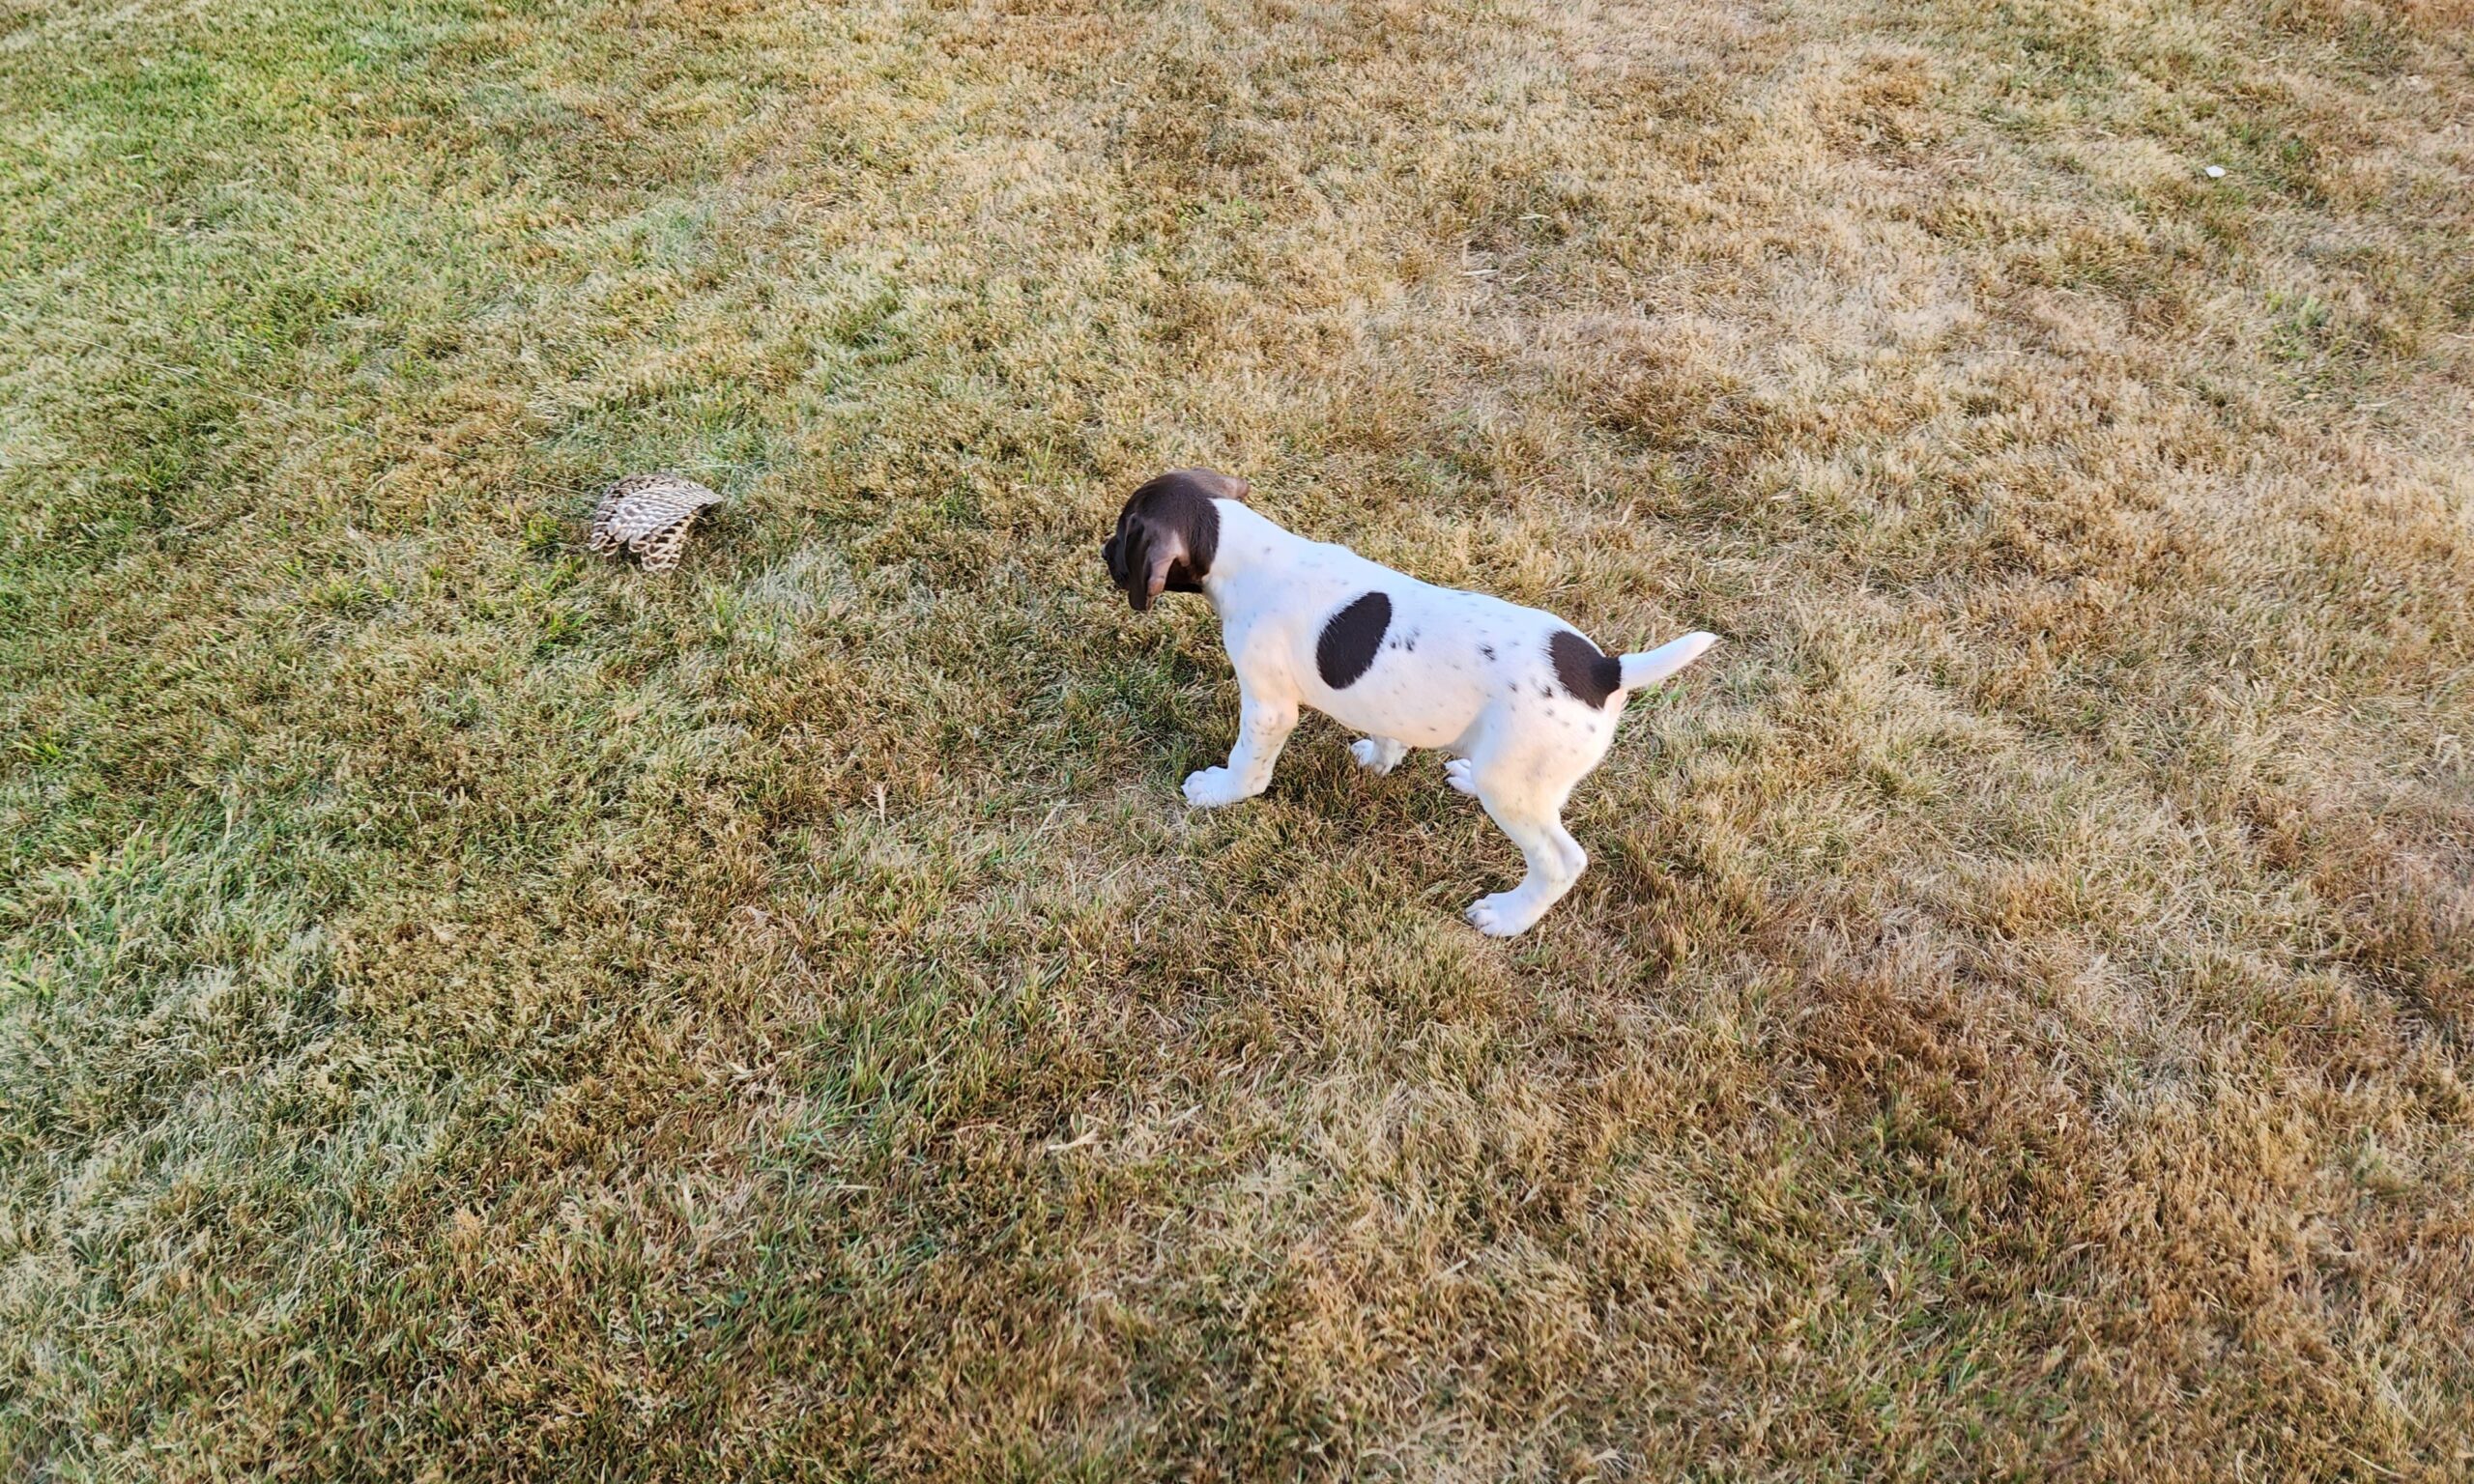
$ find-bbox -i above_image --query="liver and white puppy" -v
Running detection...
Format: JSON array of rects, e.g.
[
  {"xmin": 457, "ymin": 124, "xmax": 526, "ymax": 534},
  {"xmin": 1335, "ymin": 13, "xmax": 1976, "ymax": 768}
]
[{"xmin": 1103, "ymin": 468, "xmax": 1716, "ymax": 936}]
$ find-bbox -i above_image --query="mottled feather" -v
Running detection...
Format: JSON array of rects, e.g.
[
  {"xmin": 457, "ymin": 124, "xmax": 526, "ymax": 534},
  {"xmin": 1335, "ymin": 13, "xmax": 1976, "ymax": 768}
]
[{"xmin": 589, "ymin": 472, "xmax": 723, "ymax": 572}]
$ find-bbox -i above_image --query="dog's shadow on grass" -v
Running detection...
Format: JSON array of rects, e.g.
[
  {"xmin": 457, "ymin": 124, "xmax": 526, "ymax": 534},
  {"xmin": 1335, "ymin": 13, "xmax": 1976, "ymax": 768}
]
[
  {"xmin": 1158, "ymin": 711, "xmax": 1512, "ymax": 924},
  {"xmin": 1156, "ymin": 710, "xmax": 1713, "ymax": 956}
]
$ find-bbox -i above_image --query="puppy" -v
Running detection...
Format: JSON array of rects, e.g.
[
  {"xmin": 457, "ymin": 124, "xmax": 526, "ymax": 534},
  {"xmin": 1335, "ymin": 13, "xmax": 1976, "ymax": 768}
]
[{"xmin": 1103, "ymin": 468, "xmax": 1716, "ymax": 936}]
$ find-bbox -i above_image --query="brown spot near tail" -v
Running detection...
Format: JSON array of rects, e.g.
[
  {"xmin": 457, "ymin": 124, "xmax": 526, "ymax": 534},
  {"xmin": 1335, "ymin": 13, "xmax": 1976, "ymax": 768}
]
[{"xmin": 1549, "ymin": 630, "xmax": 1623, "ymax": 708}]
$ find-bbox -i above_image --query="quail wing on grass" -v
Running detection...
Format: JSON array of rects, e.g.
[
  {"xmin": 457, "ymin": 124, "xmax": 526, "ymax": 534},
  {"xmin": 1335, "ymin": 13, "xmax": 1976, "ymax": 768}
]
[{"xmin": 589, "ymin": 472, "xmax": 723, "ymax": 572}]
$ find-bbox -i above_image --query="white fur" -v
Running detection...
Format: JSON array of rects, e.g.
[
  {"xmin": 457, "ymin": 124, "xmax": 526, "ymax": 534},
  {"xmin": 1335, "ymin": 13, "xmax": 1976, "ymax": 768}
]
[{"xmin": 1178, "ymin": 499, "xmax": 1716, "ymax": 936}]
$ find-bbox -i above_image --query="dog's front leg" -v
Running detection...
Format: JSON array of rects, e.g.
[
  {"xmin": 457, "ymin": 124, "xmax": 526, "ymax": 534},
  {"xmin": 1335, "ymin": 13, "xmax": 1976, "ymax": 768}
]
[{"xmin": 1184, "ymin": 677, "xmax": 1297, "ymax": 809}]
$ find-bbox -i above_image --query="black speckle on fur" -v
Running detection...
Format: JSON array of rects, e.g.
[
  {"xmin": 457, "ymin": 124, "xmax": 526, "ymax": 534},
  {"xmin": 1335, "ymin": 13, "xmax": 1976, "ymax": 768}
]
[
  {"xmin": 1317, "ymin": 591, "xmax": 1392, "ymax": 689},
  {"xmin": 1480, "ymin": 643, "xmax": 1496, "ymax": 661},
  {"xmin": 1549, "ymin": 630, "xmax": 1624, "ymax": 708}
]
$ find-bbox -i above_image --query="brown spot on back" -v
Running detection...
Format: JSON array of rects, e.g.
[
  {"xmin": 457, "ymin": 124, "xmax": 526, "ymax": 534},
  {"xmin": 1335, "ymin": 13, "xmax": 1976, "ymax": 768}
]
[{"xmin": 1317, "ymin": 591, "xmax": 1392, "ymax": 689}]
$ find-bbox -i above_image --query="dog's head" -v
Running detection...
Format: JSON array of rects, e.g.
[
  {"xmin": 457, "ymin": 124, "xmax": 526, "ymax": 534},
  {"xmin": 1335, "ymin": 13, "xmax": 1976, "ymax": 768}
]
[{"xmin": 1100, "ymin": 468, "xmax": 1250, "ymax": 612}]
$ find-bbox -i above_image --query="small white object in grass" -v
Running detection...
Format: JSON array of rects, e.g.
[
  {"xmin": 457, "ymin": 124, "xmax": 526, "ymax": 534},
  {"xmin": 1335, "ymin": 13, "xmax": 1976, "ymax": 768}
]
[
  {"xmin": 588, "ymin": 471, "xmax": 723, "ymax": 572},
  {"xmin": 2204, "ymin": 164, "xmax": 2226, "ymax": 179}
]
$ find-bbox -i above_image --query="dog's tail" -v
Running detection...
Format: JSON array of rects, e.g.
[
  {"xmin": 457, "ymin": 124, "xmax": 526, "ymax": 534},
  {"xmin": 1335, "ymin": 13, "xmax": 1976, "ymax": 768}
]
[{"xmin": 1619, "ymin": 632, "xmax": 1719, "ymax": 692}]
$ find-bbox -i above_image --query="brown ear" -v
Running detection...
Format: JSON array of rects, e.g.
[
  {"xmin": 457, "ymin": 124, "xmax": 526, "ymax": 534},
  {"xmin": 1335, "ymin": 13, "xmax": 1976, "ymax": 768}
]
[
  {"xmin": 1107, "ymin": 470, "xmax": 1226, "ymax": 610},
  {"xmin": 1132, "ymin": 515, "xmax": 1185, "ymax": 612},
  {"xmin": 1107, "ymin": 514, "xmax": 1184, "ymax": 613}
]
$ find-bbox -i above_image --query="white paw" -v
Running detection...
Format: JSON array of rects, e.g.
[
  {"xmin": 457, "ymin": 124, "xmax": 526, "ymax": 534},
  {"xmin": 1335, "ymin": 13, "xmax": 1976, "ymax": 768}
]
[
  {"xmin": 1182, "ymin": 767, "xmax": 1251, "ymax": 809},
  {"xmin": 1465, "ymin": 890, "xmax": 1547, "ymax": 937},
  {"xmin": 1444, "ymin": 758, "xmax": 1479, "ymax": 796},
  {"xmin": 1349, "ymin": 738, "xmax": 1405, "ymax": 775}
]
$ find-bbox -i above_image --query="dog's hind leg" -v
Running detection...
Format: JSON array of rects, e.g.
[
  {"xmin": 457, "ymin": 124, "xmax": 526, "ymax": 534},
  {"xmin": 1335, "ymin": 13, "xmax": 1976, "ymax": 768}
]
[
  {"xmin": 1348, "ymin": 736, "xmax": 1409, "ymax": 775},
  {"xmin": 1462, "ymin": 758, "xmax": 1588, "ymax": 937},
  {"xmin": 1441, "ymin": 708, "xmax": 1501, "ymax": 798}
]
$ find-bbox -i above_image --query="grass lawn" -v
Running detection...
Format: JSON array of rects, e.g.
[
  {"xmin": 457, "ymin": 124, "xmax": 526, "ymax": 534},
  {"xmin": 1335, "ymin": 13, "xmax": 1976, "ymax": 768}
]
[{"xmin": 4, "ymin": 0, "xmax": 2471, "ymax": 1476}]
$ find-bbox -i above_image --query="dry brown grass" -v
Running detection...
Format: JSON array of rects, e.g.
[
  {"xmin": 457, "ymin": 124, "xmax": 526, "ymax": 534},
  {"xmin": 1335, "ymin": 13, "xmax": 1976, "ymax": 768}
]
[{"xmin": 3, "ymin": 0, "xmax": 2471, "ymax": 1477}]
